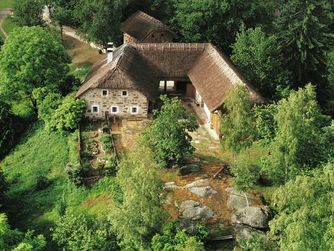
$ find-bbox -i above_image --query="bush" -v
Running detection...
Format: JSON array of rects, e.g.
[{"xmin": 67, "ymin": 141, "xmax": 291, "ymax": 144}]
[
  {"xmin": 47, "ymin": 95, "xmax": 86, "ymax": 133},
  {"xmin": 100, "ymin": 133, "xmax": 113, "ymax": 153},
  {"xmin": 65, "ymin": 164, "xmax": 83, "ymax": 187}
]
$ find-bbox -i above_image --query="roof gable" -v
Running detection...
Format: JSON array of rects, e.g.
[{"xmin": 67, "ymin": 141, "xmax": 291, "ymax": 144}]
[{"xmin": 121, "ymin": 11, "xmax": 175, "ymax": 41}]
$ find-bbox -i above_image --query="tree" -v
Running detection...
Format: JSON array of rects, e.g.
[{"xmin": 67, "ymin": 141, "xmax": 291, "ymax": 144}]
[
  {"xmin": 231, "ymin": 149, "xmax": 261, "ymax": 207},
  {"xmin": 75, "ymin": 0, "xmax": 130, "ymax": 46},
  {"xmin": 171, "ymin": 0, "xmax": 275, "ymax": 53},
  {"xmin": 325, "ymin": 50, "xmax": 334, "ymax": 114},
  {"xmin": 253, "ymin": 104, "xmax": 277, "ymax": 144},
  {"xmin": 34, "ymin": 89, "xmax": 62, "ymax": 123},
  {"xmin": 13, "ymin": 0, "xmax": 44, "ymax": 27},
  {"xmin": 231, "ymin": 27, "xmax": 290, "ymax": 98},
  {"xmin": 151, "ymin": 221, "xmax": 206, "ymax": 251},
  {"xmin": 0, "ymin": 27, "xmax": 70, "ymax": 114},
  {"xmin": 0, "ymin": 213, "xmax": 46, "ymax": 251},
  {"xmin": 274, "ymin": 0, "xmax": 334, "ymax": 86},
  {"xmin": 144, "ymin": 95, "xmax": 198, "ymax": 168},
  {"xmin": 52, "ymin": 212, "xmax": 118, "ymax": 251},
  {"xmin": 266, "ymin": 84, "xmax": 330, "ymax": 183},
  {"xmin": 47, "ymin": 95, "xmax": 86, "ymax": 132},
  {"xmin": 269, "ymin": 163, "xmax": 334, "ymax": 250},
  {"xmin": 110, "ymin": 146, "xmax": 166, "ymax": 250},
  {"xmin": 221, "ymin": 86, "xmax": 255, "ymax": 152}
]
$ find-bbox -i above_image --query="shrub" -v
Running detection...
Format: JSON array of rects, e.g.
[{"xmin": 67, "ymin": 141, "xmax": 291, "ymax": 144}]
[
  {"xmin": 65, "ymin": 164, "xmax": 83, "ymax": 187},
  {"xmin": 35, "ymin": 176, "xmax": 52, "ymax": 191},
  {"xmin": 100, "ymin": 133, "xmax": 113, "ymax": 153}
]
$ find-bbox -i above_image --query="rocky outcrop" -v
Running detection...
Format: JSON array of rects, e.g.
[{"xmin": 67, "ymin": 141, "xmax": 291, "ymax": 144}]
[
  {"xmin": 234, "ymin": 225, "xmax": 267, "ymax": 242},
  {"xmin": 178, "ymin": 164, "xmax": 201, "ymax": 175},
  {"xmin": 184, "ymin": 179, "xmax": 217, "ymax": 197},
  {"xmin": 179, "ymin": 200, "xmax": 215, "ymax": 221},
  {"xmin": 225, "ymin": 188, "xmax": 257, "ymax": 210},
  {"xmin": 231, "ymin": 206, "xmax": 272, "ymax": 229}
]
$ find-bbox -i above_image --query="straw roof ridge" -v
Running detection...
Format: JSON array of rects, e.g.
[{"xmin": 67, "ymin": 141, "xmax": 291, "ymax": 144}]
[{"xmin": 121, "ymin": 11, "xmax": 175, "ymax": 41}]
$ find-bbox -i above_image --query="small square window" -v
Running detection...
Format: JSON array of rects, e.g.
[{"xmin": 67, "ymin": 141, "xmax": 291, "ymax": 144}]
[
  {"xmin": 92, "ymin": 105, "xmax": 99, "ymax": 113},
  {"xmin": 122, "ymin": 90, "xmax": 128, "ymax": 97},
  {"xmin": 102, "ymin": 90, "xmax": 108, "ymax": 96},
  {"xmin": 131, "ymin": 106, "xmax": 138, "ymax": 114},
  {"xmin": 111, "ymin": 106, "xmax": 118, "ymax": 113}
]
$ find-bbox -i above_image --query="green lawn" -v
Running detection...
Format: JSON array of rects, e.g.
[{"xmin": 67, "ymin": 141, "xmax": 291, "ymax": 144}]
[
  {"xmin": 0, "ymin": 0, "xmax": 14, "ymax": 9},
  {"xmin": 2, "ymin": 16, "xmax": 18, "ymax": 34},
  {"xmin": 1, "ymin": 122, "xmax": 118, "ymax": 249}
]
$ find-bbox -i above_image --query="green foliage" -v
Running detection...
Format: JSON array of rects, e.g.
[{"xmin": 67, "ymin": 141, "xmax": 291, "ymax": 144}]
[
  {"xmin": 238, "ymin": 233, "xmax": 276, "ymax": 251},
  {"xmin": 171, "ymin": 0, "xmax": 275, "ymax": 53},
  {"xmin": 0, "ymin": 101, "xmax": 15, "ymax": 159},
  {"xmin": 0, "ymin": 26, "xmax": 70, "ymax": 113},
  {"xmin": 110, "ymin": 146, "xmax": 166, "ymax": 250},
  {"xmin": 253, "ymin": 104, "xmax": 277, "ymax": 144},
  {"xmin": 144, "ymin": 95, "xmax": 198, "ymax": 168},
  {"xmin": 325, "ymin": 50, "xmax": 334, "ymax": 114},
  {"xmin": 265, "ymin": 84, "xmax": 331, "ymax": 183},
  {"xmin": 75, "ymin": 0, "xmax": 129, "ymax": 46},
  {"xmin": 100, "ymin": 133, "xmax": 112, "ymax": 153},
  {"xmin": 52, "ymin": 212, "xmax": 118, "ymax": 251},
  {"xmin": 269, "ymin": 163, "xmax": 334, "ymax": 250},
  {"xmin": 0, "ymin": 213, "xmax": 46, "ymax": 251},
  {"xmin": 13, "ymin": 0, "xmax": 44, "ymax": 26},
  {"xmin": 221, "ymin": 86, "xmax": 255, "ymax": 152},
  {"xmin": 35, "ymin": 90, "xmax": 62, "ymax": 123},
  {"xmin": 231, "ymin": 27, "xmax": 290, "ymax": 98},
  {"xmin": 232, "ymin": 149, "xmax": 261, "ymax": 193},
  {"xmin": 151, "ymin": 221, "xmax": 205, "ymax": 251},
  {"xmin": 274, "ymin": 0, "xmax": 334, "ymax": 86},
  {"xmin": 47, "ymin": 95, "xmax": 86, "ymax": 132}
]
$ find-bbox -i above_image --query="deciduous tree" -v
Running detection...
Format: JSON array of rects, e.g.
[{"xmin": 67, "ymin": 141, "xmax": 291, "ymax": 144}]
[
  {"xmin": 269, "ymin": 163, "xmax": 334, "ymax": 250},
  {"xmin": 266, "ymin": 84, "xmax": 330, "ymax": 183},
  {"xmin": 13, "ymin": 0, "xmax": 45, "ymax": 27},
  {"xmin": 111, "ymin": 146, "xmax": 166, "ymax": 250},
  {"xmin": 144, "ymin": 95, "xmax": 198, "ymax": 168},
  {"xmin": 0, "ymin": 27, "xmax": 70, "ymax": 114},
  {"xmin": 221, "ymin": 86, "xmax": 255, "ymax": 152},
  {"xmin": 231, "ymin": 27, "xmax": 290, "ymax": 98}
]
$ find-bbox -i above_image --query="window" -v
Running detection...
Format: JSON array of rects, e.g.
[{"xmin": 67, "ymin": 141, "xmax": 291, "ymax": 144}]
[
  {"xmin": 101, "ymin": 89, "xmax": 108, "ymax": 96},
  {"xmin": 121, "ymin": 90, "xmax": 128, "ymax": 97},
  {"xmin": 130, "ymin": 106, "xmax": 138, "ymax": 114},
  {"xmin": 92, "ymin": 105, "xmax": 99, "ymax": 113},
  {"xmin": 111, "ymin": 106, "xmax": 118, "ymax": 114}
]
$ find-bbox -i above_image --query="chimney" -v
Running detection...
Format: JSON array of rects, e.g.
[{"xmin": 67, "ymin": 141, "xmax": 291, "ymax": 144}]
[{"xmin": 107, "ymin": 42, "xmax": 114, "ymax": 63}]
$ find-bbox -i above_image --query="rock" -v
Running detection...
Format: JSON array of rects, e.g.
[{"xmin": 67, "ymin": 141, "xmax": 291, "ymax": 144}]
[
  {"xmin": 185, "ymin": 179, "xmax": 210, "ymax": 188},
  {"xmin": 164, "ymin": 181, "xmax": 179, "ymax": 190},
  {"xmin": 178, "ymin": 164, "xmax": 201, "ymax": 176},
  {"xmin": 232, "ymin": 206, "xmax": 272, "ymax": 229},
  {"xmin": 189, "ymin": 186, "xmax": 218, "ymax": 197},
  {"xmin": 179, "ymin": 200, "xmax": 214, "ymax": 221},
  {"xmin": 234, "ymin": 225, "xmax": 267, "ymax": 241},
  {"xmin": 226, "ymin": 188, "xmax": 257, "ymax": 210}
]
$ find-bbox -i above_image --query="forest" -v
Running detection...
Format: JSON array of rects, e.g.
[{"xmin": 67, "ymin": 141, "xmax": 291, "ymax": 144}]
[{"xmin": 0, "ymin": 0, "xmax": 333, "ymax": 250}]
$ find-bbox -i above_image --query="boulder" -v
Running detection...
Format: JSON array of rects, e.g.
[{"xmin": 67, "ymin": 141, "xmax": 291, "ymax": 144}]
[
  {"xmin": 232, "ymin": 206, "xmax": 272, "ymax": 229},
  {"xmin": 189, "ymin": 186, "xmax": 217, "ymax": 197},
  {"xmin": 226, "ymin": 188, "xmax": 257, "ymax": 210},
  {"xmin": 178, "ymin": 164, "xmax": 201, "ymax": 176},
  {"xmin": 164, "ymin": 181, "xmax": 179, "ymax": 190},
  {"xmin": 185, "ymin": 179, "xmax": 210, "ymax": 188},
  {"xmin": 179, "ymin": 200, "xmax": 214, "ymax": 221},
  {"xmin": 234, "ymin": 225, "xmax": 267, "ymax": 242}
]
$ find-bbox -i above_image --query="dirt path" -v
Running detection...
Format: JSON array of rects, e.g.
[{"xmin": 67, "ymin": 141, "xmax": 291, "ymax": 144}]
[{"xmin": 0, "ymin": 9, "xmax": 12, "ymax": 38}]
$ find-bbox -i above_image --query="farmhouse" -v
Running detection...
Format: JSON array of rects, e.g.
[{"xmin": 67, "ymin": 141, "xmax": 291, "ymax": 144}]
[{"xmin": 76, "ymin": 12, "xmax": 263, "ymax": 136}]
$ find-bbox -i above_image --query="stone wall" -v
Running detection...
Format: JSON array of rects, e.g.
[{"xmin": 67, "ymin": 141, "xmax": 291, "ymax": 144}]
[{"xmin": 80, "ymin": 88, "xmax": 149, "ymax": 119}]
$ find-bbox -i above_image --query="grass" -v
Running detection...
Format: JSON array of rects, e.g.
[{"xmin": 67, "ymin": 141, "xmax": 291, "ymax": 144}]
[
  {"xmin": 2, "ymin": 16, "xmax": 18, "ymax": 34},
  {"xmin": 1, "ymin": 122, "xmax": 118, "ymax": 249},
  {"xmin": 0, "ymin": 0, "xmax": 13, "ymax": 9}
]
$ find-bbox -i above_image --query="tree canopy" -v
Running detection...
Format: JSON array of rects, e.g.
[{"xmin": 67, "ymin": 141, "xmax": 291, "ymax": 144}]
[
  {"xmin": 221, "ymin": 86, "xmax": 255, "ymax": 152},
  {"xmin": 269, "ymin": 163, "xmax": 334, "ymax": 250},
  {"xmin": 144, "ymin": 95, "xmax": 198, "ymax": 168},
  {"xmin": 0, "ymin": 27, "xmax": 70, "ymax": 114},
  {"xmin": 13, "ymin": 0, "xmax": 45, "ymax": 27}
]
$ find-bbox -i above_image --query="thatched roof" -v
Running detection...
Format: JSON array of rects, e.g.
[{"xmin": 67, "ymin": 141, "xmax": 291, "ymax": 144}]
[
  {"xmin": 121, "ymin": 11, "xmax": 175, "ymax": 41},
  {"xmin": 76, "ymin": 43, "xmax": 264, "ymax": 111},
  {"xmin": 75, "ymin": 44, "xmax": 160, "ymax": 100}
]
